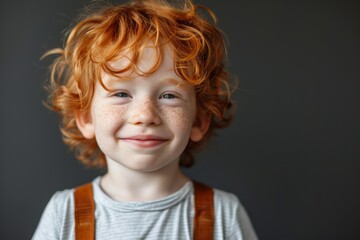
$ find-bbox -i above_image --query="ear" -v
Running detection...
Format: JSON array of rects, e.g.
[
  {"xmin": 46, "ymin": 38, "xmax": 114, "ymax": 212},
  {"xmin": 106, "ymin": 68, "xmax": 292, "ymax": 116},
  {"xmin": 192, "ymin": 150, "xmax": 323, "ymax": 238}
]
[
  {"xmin": 75, "ymin": 111, "xmax": 95, "ymax": 139},
  {"xmin": 190, "ymin": 112, "xmax": 211, "ymax": 142}
]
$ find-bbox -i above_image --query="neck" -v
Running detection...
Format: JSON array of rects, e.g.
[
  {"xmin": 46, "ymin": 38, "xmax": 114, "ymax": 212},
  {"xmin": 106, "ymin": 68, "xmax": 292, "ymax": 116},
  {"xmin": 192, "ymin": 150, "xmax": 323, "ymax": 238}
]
[{"xmin": 100, "ymin": 158, "xmax": 190, "ymax": 202}]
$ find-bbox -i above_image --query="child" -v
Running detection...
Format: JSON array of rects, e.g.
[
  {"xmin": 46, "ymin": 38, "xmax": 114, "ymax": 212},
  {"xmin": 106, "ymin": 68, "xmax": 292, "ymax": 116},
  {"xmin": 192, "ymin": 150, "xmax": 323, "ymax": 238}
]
[{"xmin": 33, "ymin": 0, "xmax": 258, "ymax": 239}]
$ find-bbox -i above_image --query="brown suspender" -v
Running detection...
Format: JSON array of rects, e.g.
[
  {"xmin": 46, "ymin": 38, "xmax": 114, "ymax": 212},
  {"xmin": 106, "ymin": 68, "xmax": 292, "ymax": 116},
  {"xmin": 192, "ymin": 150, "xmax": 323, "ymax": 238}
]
[
  {"xmin": 193, "ymin": 181, "xmax": 214, "ymax": 240},
  {"xmin": 74, "ymin": 183, "xmax": 95, "ymax": 240},
  {"xmin": 74, "ymin": 181, "xmax": 214, "ymax": 240}
]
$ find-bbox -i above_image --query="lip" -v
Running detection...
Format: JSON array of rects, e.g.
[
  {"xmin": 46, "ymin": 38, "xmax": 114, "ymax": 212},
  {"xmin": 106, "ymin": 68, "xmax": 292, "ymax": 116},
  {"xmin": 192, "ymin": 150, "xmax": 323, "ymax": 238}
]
[{"xmin": 120, "ymin": 135, "xmax": 168, "ymax": 148}]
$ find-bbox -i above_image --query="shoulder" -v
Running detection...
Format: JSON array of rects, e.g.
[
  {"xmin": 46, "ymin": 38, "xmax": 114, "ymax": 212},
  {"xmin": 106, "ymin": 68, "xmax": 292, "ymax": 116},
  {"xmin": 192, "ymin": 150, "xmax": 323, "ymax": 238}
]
[
  {"xmin": 52, "ymin": 188, "xmax": 74, "ymax": 203},
  {"xmin": 39, "ymin": 188, "xmax": 74, "ymax": 220},
  {"xmin": 212, "ymin": 188, "xmax": 244, "ymax": 222},
  {"xmin": 32, "ymin": 188, "xmax": 75, "ymax": 240},
  {"xmin": 193, "ymin": 181, "xmax": 242, "ymax": 212},
  {"xmin": 213, "ymin": 188, "xmax": 241, "ymax": 207},
  {"xmin": 51, "ymin": 188, "xmax": 75, "ymax": 211},
  {"xmin": 212, "ymin": 187, "xmax": 259, "ymax": 240},
  {"xmin": 42, "ymin": 187, "xmax": 75, "ymax": 219}
]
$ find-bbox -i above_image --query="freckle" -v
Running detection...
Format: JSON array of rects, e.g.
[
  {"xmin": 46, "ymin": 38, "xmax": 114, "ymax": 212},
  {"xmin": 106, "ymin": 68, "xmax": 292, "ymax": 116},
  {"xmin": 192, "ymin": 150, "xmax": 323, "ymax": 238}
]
[
  {"xmin": 165, "ymin": 109, "xmax": 189, "ymax": 126},
  {"xmin": 97, "ymin": 105, "xmax": 125, "ymax": 121}
]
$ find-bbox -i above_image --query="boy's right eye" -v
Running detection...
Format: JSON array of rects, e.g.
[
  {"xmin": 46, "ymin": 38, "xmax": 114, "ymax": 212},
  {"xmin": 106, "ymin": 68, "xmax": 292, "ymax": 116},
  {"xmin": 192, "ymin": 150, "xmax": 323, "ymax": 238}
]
[{"xmin": 114, "ymin": 92, "xmax": 131, "ymax": 98}]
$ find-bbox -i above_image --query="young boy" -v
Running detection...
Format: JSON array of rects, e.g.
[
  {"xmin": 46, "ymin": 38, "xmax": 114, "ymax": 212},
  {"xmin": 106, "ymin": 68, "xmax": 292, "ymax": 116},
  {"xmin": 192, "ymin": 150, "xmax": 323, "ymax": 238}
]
[{"xmin": 33, "ymin": 0, "xmax": 258, "ymax": 239}]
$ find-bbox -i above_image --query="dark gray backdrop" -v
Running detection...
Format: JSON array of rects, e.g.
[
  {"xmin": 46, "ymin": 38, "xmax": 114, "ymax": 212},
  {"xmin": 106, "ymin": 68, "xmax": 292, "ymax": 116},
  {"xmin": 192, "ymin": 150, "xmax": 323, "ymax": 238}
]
[{"xmin": 0, "ymin": 0, "xmax": 359, "ymax": 239}]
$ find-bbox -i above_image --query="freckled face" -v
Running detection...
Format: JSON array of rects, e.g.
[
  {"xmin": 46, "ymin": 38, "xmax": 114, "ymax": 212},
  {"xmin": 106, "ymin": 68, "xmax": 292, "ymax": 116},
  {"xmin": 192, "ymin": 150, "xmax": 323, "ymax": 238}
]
[{"xmin": 81, "ymin": 45, "xmax": 203, "ymax": 173}]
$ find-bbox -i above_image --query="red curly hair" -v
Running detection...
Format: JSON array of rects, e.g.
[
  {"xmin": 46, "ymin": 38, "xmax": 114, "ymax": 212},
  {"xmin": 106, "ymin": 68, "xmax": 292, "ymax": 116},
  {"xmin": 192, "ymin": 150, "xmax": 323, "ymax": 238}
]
[{"xmin": 44, "ymin": 0, "xmax": 235, "ymax": 168}]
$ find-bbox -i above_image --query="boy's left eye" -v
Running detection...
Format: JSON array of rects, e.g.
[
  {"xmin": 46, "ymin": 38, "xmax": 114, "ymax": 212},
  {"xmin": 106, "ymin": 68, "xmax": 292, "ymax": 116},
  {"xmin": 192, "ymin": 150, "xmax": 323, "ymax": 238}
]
[{"xmin": 161, "ymin": 93, "xmax": 176, "ymax": 99}]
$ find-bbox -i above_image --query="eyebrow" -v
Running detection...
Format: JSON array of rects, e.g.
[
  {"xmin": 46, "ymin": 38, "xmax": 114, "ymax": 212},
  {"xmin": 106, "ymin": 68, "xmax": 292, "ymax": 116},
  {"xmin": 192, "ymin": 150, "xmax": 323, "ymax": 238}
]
[{"xmin": 163, "ymin": 78, "xmax": 185, "ymax": 88}]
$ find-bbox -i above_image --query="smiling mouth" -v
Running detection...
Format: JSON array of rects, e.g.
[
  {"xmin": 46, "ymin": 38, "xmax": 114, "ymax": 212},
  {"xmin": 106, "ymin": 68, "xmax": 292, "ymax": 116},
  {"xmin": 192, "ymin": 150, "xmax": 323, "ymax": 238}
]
[{"xmin": 121, "ymin": 136, "xmax": 168, "ymax": 148}]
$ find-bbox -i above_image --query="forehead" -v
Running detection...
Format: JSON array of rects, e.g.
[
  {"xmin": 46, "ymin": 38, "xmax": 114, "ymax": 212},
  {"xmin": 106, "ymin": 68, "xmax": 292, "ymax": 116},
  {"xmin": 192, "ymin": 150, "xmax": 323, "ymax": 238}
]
[
  {"xmin": 107, "ymin": 43, "xmax": 174, "ymax": 76},
  {"xmin": 99, "ymin": 42, "xmax": 193, "ymax": 90}
]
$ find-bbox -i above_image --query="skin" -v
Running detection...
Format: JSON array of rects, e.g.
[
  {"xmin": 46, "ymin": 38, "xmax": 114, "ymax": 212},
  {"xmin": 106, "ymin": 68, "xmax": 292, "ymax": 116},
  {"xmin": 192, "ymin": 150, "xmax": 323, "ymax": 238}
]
[{"xmin": 76, "ymin": 44, "xmax": 210, "ymax": 201}]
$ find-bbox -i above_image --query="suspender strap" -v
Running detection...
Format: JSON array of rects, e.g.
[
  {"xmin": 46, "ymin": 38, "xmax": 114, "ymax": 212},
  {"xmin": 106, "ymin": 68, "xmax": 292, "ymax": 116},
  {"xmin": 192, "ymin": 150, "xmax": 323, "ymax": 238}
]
[
  {"xmin": 74, "ymin": 181, "xmax": 214, "ymax": 240},
  {"xmin": 74, "ymin": 183, "xmax": 95, "ymax": 240},
  {"xmin": 193, "ymin": 181, "xmax": 215, "ymax": 240}
]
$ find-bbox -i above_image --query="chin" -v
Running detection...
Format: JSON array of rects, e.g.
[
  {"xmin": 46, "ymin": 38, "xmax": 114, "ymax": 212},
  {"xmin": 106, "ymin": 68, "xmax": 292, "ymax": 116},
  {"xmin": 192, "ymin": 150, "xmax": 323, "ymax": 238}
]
[{"xmin": 126, "ymin": 159, "xmax": 177, "ymax": 173}]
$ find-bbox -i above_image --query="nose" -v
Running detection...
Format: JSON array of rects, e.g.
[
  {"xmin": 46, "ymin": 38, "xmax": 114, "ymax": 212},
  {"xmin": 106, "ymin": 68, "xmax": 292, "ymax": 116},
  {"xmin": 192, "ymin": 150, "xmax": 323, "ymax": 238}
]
[{"xmin": 128, "ymin": 99, "xmax": 162, "ymax": 126}]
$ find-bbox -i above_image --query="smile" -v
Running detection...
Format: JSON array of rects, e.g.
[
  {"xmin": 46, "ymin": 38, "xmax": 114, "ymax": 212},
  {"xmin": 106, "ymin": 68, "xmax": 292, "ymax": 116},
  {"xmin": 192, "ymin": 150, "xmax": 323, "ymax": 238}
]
[{"xmin": 121, "ymin": 135, "xmax": 168, "ymax": 148}]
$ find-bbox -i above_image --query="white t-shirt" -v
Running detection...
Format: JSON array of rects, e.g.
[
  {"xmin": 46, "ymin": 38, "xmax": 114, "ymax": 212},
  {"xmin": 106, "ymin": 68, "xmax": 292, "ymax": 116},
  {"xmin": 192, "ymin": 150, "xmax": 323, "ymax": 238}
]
[{"xmin": 32, "ymin": 177, "xmax": 258, "ymax": 240}]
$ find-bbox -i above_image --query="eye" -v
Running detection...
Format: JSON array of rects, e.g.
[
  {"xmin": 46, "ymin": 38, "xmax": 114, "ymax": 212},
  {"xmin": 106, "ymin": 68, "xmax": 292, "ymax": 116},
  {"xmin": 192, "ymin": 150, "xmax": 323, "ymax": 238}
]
[
  {"xmin": 114, "ymin": 92, "xmax": 131, "ymax": 98},
  {"xmin": 161, "ymin": 93, "xmax": 177, "ymax": 99}
]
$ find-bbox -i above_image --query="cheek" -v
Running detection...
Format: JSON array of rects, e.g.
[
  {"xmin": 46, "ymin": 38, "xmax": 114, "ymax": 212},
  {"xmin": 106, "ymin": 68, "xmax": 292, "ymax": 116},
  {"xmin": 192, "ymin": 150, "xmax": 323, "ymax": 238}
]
[
  {"xmin": 92, "ymin": 104, "xmax": 127, "ymax": 128},
  {"xmin": 162, "ymin": 108, "xmax": 194, "ymax": 130}
]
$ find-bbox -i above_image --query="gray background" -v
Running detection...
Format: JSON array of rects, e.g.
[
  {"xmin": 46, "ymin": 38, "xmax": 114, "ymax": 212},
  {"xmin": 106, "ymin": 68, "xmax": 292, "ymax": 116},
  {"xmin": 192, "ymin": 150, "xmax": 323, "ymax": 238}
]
[{"xmin": 0, "ymin": 0, "xmax": 359, "ymax": 239}]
